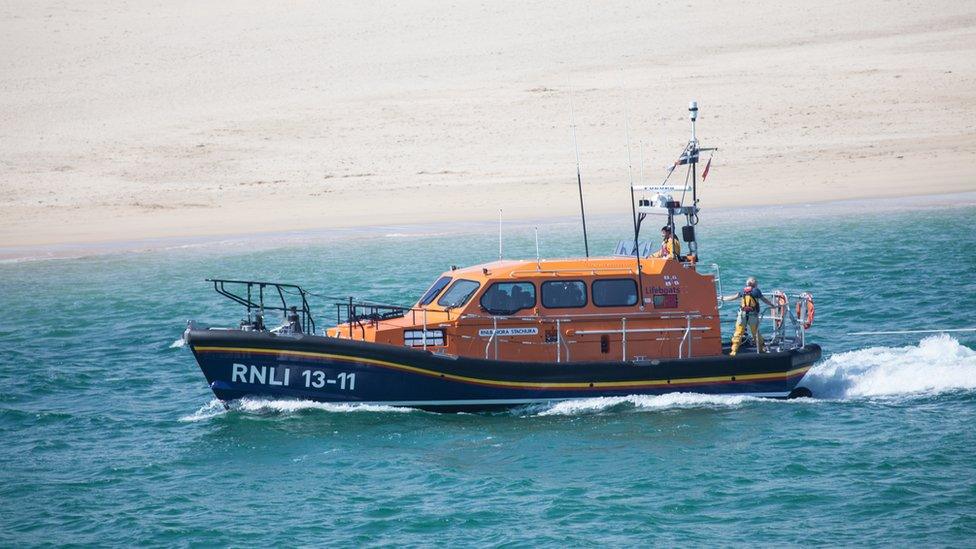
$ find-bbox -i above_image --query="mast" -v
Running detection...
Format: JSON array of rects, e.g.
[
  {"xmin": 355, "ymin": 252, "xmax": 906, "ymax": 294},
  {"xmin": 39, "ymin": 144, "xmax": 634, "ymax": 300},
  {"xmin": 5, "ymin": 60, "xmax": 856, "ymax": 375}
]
[
  {"xmin": 570, "ymin": 91, "xmax": 590, "ymax": 258},
  {"xmin": 690, "ymin": 100, "xmax": 699, "ymax": 208},
  {"xmin": 631, "ymin": 100, "xmax": 715, "ymax": 263},
  {"xmin": 625, "ymin": 116, "xmax": 645, "ymax": 309},
  {"xmin": 687, "ymin": 101, "xmax": 698, "ymax": 259}
]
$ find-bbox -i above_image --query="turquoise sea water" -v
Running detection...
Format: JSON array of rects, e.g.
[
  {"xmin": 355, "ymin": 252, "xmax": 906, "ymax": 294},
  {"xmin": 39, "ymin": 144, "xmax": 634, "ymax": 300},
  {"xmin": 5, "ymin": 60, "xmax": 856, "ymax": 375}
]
[{"xmin": 2, "ymin": 199, "xmax": 976, "ymax": 546}]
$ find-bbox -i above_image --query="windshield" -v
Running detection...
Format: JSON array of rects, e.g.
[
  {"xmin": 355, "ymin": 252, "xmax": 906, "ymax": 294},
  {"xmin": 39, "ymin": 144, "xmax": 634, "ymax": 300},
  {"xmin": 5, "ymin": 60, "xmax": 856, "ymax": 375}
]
[
  {"xmin": 437, "ymin": 279, "xmax": 480, "ymax": 309},
  {"xmin": 418, "ymin": 276, "xmax": 452, "ymax": 306}
]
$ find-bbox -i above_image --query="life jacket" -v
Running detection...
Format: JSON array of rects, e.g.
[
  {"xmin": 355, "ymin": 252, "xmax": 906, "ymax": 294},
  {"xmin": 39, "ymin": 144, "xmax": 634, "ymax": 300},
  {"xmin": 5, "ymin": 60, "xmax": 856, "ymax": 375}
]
[
  {"xmin": 740, "ymin": 286, "xmax": 760, "ymax": 313},
  {"xmin": 659, "ymin": 236, "xmax": 680, "ymax": 258}
]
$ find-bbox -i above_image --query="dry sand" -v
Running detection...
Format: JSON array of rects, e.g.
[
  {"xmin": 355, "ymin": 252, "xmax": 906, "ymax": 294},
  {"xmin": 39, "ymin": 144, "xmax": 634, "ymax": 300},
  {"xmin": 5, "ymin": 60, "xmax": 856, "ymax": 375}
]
[{"xmin": 2, "ymin": 1, "xmax": 975, "ymax": 255}]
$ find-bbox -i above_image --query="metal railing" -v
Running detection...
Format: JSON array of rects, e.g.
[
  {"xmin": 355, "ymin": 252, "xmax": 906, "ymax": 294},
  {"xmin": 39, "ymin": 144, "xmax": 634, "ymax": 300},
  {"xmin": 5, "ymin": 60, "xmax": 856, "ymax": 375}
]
[
  {"xmin": 484, "ymin": 317, "xmax": 499, "ymax": 359},
  {"xmin": 207, "ymin": 278, "xmax": 315, "ymax": 334},
  {"xmin": 760, "ymin": 291, "xmax": 812, "ymax": 351},
  {"xmin": 481, "ymin": 317, "xmax": 572, "ymax": 362},
  {"xmin": 573, "ymin": 314, "xmax": 711, "ymax": 360},
  {"xmin": 693, "ymin": 263, "xmax": 723, "ymax": 308},
  {"xmin": 474, "ymin": 313, "xmax": 711, "ymax": 362},
  {"xmin": 507, "ymin": 266, "xmax": 638, "ymax": 277},
  {"xmin": 334, "ymin": 298, "xmax": 408, "ymax": 339}
]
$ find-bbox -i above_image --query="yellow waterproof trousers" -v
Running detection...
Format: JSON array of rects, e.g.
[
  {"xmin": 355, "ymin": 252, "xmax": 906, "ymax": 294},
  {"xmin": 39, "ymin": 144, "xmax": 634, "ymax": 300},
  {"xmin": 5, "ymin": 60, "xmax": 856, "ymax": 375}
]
[{"xmin": 730, "ymin": 311, "xmax": 765, "ymax": 356}]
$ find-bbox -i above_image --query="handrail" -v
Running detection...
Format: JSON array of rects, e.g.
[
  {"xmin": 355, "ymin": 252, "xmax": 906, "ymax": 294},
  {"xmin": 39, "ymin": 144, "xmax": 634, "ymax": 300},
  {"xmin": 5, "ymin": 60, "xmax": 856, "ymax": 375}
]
[
  {"xmin": 680, "ymin": 316, "xmax": 692, "ymax": 358},
  {"xmin": 206, "ymin": 278, "xmax": 315, "ymax": 334},
  {"xmin": 459, "ymin": 310, "xmax": 709, "ymax": 321},
  {"xmin": 484, "ymin": 317, "xmax": 498, "ymax": 359},
  {"xmin": 754, "ymin": 290, "xmax": 813, "ymax": 351},
  {"xmin": 556, "ymin": 319, "xmax": 571, "ymax": 362},
  {"xmin": 508, "ymin": 267, "xmax": 637, "ymax": 277},
  {"xmin": 622, "ymin": 317, "xmax": 627, "ymax": 361},
  {"xmin": 572, "ymin": 326, "xmax": 710, "ymax": 335},
  {"xmin": 335, "ymin": 300, "xmax": 408, "ymax": 327}
]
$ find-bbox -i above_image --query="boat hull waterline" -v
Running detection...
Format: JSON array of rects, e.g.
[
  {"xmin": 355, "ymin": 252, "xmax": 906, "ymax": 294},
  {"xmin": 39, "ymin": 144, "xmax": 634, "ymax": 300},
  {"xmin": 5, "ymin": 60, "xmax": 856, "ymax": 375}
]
[{"xmin": 187, "ymin": 330, "xmax": 821, "ymax": 411}]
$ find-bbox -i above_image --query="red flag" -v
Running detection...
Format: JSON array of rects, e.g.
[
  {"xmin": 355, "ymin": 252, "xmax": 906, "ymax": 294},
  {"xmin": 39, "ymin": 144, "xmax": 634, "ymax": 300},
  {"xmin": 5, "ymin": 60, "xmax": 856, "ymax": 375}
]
[{"xmin": 701, "ymin": 156, "xmax": 712, "ymax": 181}]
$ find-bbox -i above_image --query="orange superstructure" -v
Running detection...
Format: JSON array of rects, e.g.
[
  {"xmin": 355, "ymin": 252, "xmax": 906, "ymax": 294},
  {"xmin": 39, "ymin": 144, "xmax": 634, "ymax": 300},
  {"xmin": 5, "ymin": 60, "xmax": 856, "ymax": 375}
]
[{"xmin": 326, "ymin": 256, "xmax": 722, "ymax": 362}]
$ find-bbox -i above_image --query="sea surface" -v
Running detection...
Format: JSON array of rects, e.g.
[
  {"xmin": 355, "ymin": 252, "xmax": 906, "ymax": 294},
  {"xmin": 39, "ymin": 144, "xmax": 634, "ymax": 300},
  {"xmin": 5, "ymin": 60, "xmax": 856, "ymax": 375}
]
[{"xmin": 2, "ymin": 198, "xmax": 975, "ymax": 546}]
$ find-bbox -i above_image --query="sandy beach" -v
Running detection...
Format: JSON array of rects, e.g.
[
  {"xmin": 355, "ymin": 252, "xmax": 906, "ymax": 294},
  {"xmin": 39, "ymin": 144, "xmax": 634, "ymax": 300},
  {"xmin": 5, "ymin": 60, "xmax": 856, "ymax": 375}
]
[{"xmin": 1, "ymin": 0, "xmax": 975, "ymax": 254}]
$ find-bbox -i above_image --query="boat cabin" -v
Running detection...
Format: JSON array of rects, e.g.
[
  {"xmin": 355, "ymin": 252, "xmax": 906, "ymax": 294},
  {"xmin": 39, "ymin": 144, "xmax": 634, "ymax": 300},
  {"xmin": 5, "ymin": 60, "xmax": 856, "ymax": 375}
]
[{"xmin": 325, "ymin": 256, "xmax": 722, "ymax": 362}]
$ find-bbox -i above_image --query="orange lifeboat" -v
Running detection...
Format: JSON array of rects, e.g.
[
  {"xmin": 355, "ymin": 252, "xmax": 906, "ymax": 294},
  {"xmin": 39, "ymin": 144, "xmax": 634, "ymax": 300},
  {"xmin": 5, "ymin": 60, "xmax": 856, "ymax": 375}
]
[{"xmin": 182, "ymin": 101, "xmax": 821, "ymax": 410}]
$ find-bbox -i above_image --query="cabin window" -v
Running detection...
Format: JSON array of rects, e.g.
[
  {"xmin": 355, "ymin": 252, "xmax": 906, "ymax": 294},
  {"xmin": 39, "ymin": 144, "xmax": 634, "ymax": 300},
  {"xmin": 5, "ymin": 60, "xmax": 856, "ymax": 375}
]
[
  {"xmin": 437, "ymin": 279, "xmax": 480, "ymax": 309},
  {"xmin": 419, "ymin": 276, "xmax": 452, "ymax": 306},
  {"xmin": 541, "ymin": 280, "xmax": 587, "ymax": 309},
  {"xmin": 592, "ymin": 279, "xmax": 639, "ymax": 307},
  {"xmin": 479, "ymin": 282, "xmax": 536, "ymax": 315}
]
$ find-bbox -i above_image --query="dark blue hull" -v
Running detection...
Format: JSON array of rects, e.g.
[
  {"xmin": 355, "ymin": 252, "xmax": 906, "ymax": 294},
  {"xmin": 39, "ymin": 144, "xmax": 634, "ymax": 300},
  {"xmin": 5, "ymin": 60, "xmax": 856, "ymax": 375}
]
[{"xmin": 186, "ymin": 330, "xmax": 821, "ymax": 412}]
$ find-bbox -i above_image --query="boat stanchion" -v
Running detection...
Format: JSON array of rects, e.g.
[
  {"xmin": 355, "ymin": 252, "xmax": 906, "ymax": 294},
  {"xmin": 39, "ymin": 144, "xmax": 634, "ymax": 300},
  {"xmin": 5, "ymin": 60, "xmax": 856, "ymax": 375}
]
[
  {"xmin": 423, "ymin": 308, "xmax": 428, "ymax": 350},
  {"xmin": 556, "ymin": 319, "xmax": 561, "ymax": 363},
  {"xmin": 622, "ymin": 317, "xmax": 627, "ymax": 361}
]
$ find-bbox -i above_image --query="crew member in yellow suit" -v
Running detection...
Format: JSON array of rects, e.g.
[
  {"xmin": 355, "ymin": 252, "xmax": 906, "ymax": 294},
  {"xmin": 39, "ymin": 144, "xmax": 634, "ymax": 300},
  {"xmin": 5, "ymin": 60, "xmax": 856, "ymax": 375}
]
[
  {"xmin": 722, "ymin": 277, "xmax": 776, "ymax": 356},
  {"xmin": 648, "ymin": 225, "xmax": 681, "ymax": 259}
]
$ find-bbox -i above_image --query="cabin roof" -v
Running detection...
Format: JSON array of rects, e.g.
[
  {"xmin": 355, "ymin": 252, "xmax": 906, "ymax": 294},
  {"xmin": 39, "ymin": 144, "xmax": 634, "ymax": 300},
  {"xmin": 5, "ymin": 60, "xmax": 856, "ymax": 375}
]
[{"xmin": 447, "ymin": 256, "xmax": 670, "ymax": 280}]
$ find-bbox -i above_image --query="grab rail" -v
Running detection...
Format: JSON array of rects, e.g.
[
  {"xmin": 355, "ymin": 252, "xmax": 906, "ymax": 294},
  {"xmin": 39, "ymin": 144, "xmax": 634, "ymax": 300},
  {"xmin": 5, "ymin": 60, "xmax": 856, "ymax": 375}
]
[
  {"xmin": 758, "ymin": 291, "xmax": 813, "ymax": 351},
  {"xmin": 207, "ymin": 278, "xmax": 316, "ymax": 334}
]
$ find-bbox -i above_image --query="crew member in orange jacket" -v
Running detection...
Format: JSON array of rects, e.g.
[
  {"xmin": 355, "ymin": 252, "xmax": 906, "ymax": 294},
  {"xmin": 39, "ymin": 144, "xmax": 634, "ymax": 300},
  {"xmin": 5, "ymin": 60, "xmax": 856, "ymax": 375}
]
[{"xmin": 648, "ymin": 225, "xmax": 681, "ymax": 259}]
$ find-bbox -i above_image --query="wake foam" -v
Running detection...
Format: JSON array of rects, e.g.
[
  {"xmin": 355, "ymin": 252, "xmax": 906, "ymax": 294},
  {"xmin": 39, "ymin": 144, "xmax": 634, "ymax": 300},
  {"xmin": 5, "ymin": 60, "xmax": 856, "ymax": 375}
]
[
  {"xmin": 531, "ymin": 335, "xmax": 976, "ymax": 415},
  {"xmin": 533, "ymin": 392, "xmax": 760, "ymax": 416},
  {"xmin": 179, "ymin": 399, "xmax": 227, "ymax": 422},
  {"xmin": 233, "ymin": 397, "xmax": 414, "ymax": 414},
  {"xmin": 180, "ymin": 398, "xmax": 414, "ymax": 421},
  {"xmin": 801, "ymin": 334, "xmax": 976, "ymax": 399},
  {"xmin": 169, "ymin": 338, "xmax": 185, "ymax": 348}
]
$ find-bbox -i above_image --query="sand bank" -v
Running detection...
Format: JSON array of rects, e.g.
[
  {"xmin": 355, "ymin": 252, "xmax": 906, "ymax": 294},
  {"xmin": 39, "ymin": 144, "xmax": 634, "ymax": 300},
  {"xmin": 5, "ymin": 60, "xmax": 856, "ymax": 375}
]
[{"xmin": 1, "ymin": 1, "xmax": 975, "ymax": 254}]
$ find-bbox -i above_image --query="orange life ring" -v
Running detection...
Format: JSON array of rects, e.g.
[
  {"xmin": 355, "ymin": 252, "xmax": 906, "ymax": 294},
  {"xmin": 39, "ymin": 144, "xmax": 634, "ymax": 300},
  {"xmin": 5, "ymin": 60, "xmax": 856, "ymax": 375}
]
[
  {"xmin": 772, "ymin": 291, "xmax": 788, "ymax": 329},
  {"xmin": 795, "ymin": 293, "xmax": 815, "ymax": 329}
]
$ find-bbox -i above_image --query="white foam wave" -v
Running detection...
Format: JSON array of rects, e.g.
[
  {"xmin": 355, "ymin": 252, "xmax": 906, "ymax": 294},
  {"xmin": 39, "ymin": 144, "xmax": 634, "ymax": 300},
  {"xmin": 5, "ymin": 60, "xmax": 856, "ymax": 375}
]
[
  {"xmin": 233, "ymin": 397, "xmax": 415, "ymax": 414},
  {"xmin": 169, "ymin": 337, "xmax": 185, "ymax": 348},
  {"xmin": 534, "ymin": 392, "xmax": 760, "ymax": 416},
  {"xmin": 180, "ymin": 397, "xmax": 415, "ymax": 421},
  {"xmin": 801, "ymin": 334, "xmax": 976, "ymax": 399},
  {"xmin": 179, "ymin": 399, "xmax": 227, "ymax": 422}
]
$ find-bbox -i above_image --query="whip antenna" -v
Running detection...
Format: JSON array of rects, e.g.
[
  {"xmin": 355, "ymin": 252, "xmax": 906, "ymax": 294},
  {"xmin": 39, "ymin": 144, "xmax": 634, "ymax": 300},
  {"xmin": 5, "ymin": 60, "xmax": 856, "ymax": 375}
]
[
  {"xmin": 625, "ymin": 110, "xmax": 645, "ymax": 310},
  {"xmin": 639, "ymin": 139, "xmax": 644, "ymax": 186},
  {"xmin": 535, "ymin": 227, "xmax": 541, "ymax": 268},
  {"xmin": 570, "ymin": 90, "xmax": 590, "ymax": 258},
  {"xmin": 498, "ymin": 209, "xmax": 502, "ymax": 260}
]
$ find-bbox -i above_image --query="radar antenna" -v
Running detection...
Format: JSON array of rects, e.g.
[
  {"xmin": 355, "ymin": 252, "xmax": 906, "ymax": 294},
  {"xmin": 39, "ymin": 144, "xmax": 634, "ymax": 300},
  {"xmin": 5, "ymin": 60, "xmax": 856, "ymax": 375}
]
[{"xmin": 630, "ymin": 100, "xmax": 718, "ymax": 262}]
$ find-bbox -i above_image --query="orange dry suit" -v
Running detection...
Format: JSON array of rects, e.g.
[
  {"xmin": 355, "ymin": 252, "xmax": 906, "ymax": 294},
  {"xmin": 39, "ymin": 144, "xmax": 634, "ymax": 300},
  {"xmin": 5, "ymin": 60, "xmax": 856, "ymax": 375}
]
[{"xmin": 730, "ymin": 285, "xmax": 766, "ymax": 356}]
